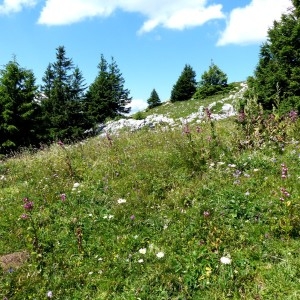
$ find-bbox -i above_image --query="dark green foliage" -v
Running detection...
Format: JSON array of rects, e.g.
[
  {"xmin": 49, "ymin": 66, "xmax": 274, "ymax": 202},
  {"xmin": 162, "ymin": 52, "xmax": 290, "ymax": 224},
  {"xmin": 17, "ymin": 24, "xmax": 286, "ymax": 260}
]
[
  {"xmin": 247, "ymin": 0, "xmax": 300, "ymax": 113},
  {"xmin": 170, "ymin": 64, "xmax": 197, "ymax": 102},
  {"xmin": 0, "ymin": 58, "xmax": 39, "ymax": 153},
  {"xmin": 40, "ymin": 46, "xmax": 90, "ymax": 142},
  {"xmin": 147, "ymin": 89, "xmax": 161, "ymax": 109},
  {"xmin": 85, "ymin": 54, "xmax": 131, "ymax": 126},
  {"xmin": 194, "ymin": 61, "xmax": 228, "ymax": 99}
]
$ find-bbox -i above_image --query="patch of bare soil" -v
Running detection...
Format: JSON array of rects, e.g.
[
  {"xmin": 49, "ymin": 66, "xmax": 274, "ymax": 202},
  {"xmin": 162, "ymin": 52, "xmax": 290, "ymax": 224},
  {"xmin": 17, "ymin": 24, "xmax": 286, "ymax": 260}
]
[{"xmin": 0, "ymin": 251, "xmax": 29, "ymax": 272}]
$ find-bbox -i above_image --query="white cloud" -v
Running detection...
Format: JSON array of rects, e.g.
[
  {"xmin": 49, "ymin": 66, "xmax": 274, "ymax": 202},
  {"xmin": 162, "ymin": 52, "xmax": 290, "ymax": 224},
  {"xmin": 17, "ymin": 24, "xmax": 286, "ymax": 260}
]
[
  {"xmin": 127, "ymin": 98, "xmax": 148, "ymax": 114},
  {"xmin": 38, "ymin": 0, "xmax": 225, "ymax": 33},
  {"xmin": 0, "ymin": 0, "xmax": 37, "ymax": 14},
  {"xmin": 217, "ymin": 0, "xmax": 292, "ymax": 46}
]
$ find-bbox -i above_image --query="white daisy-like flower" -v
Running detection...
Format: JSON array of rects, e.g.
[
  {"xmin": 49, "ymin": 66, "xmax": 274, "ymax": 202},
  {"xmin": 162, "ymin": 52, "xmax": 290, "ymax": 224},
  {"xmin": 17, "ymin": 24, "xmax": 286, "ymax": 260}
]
[
  {"xmin": 156, "ymin": 252, "xmax": 165, "ymax": 258},
  {"xmin": 220, "ymin": 256, "xmax": 232, "ymax": 264},
  {"xmin": 139, "ymin": 248, "xmax": 147, "ymax": 255},
  {"xmin": 103, "ymin": 214, "xmax": 114, "ymax": 219},
  {"xmin": 117, "ymin": 198, "xmax": 127, "ymax": 204},
  {"xmin": 73, "ymin": 182, "xmax": 80, "ymax": 188}
]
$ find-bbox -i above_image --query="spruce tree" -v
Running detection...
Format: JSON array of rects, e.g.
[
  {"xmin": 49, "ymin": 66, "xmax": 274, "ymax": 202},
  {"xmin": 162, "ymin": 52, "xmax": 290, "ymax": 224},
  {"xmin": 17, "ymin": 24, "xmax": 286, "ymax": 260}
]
[
  {"xmin": 0, "ymin": 58, "xmax": 39, "ymax": 153},
  {"xmin": 194, "ymin": 61, "xmax": 228, "ymax": 99},
  {"xmin": 40, "ymin": 46, "xmax": 89, "ymax": 141},
  {"xmin": 86, "ymin": 55, "xmax": 131, "ymax": 125},
  {"xmin": 147, "ymin": 89, "xmax": 161, "ymax": 109},
  {"xmin": 247, "ymin": 0, "xmax": 300, "ymax": 113},
  {"xmin": 170, "ymin": 64, "xmax": 197, "ymax": 102}
]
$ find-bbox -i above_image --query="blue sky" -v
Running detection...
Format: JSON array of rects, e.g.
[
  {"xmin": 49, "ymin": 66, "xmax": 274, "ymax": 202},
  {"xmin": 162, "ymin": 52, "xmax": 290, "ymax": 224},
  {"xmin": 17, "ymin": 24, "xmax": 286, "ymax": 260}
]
[{"xmin": 0, "ymin": 0, "xmax": 292, "ymax": 112}]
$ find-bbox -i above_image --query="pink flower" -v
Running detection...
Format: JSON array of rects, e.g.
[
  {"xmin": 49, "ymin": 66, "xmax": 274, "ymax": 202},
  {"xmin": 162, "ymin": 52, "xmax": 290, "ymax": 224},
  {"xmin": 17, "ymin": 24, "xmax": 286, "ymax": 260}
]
[
  {"xmin": 23, "ymin": 198, "xmax": 33, "ymax": 211},
  {"xmin": 60, "ymin": 193, "xmax": 66, "ymax": 201}
]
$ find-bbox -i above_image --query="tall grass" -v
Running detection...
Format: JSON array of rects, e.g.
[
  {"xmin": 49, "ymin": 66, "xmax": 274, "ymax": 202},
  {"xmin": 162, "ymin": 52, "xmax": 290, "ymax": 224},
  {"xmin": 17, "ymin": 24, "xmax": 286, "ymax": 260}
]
[{"xmin": 0, "ymin": 95, "xmax": 300, "ymax": 299}]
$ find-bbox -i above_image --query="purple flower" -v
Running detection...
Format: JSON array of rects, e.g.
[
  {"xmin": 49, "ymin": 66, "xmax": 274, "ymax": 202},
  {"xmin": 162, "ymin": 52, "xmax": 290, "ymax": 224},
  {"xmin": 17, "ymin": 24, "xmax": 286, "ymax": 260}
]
[
  {"xmin": 60, "ymin": 193, "xmax": 66, "ymax": 201},
  {"xmin": 289, "ymin": 110, "xmax": 298, "ymax": 122},
  {"xmin": 281, "ymin": 164, "xmax": 288, "ymax": 179},
  {"xmin": 130, "ymin": 215, "xmax": 135, "ymax": 220},
  {"xmin": 21, "ymin": 213, "xmax": 29, "ymax": 220},
  {"xmin": 23, "ymin": 199, "xmax": 34, "ymax": 211}
]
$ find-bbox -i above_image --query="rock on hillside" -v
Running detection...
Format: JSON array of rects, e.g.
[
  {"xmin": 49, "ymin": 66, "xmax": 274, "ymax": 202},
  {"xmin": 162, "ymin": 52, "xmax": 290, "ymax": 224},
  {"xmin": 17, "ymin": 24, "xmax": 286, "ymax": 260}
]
[{"xmin": 97, "ymin": 82, "xmax": 247, "ymax": 136}]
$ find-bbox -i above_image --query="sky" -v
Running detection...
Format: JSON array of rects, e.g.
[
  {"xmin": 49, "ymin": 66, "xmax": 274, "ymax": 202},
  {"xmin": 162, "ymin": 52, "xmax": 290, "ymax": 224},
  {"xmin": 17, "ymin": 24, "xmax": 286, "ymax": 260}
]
[{"xmin": 0, "ymin": 0, "xmax": 292, "ymax": 113}]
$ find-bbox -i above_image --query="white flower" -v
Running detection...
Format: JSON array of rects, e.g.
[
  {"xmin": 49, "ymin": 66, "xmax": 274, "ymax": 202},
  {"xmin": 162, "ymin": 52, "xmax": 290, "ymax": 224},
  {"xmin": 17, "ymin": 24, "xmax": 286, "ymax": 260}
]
[
  {"xmin": 138, "ymin": 259, "xmax": 144, "ymax": 263},
  {"xmin": 73, "ymin": 182, "xmax": 80, "ymax": 188},
  {"xmin": 220, "ymin": 256, "xmax": 232, "ymax": 265},
  {"xmin": 88, "ymin": 271, "xmax": 93, "ymax": 275},
  {"xmin": 156, "ymin": 252, "xmax": 165, "ymax": 258},
  {"xmin": 103, "ymin": 214, "xmax": 114, "ymax": 219},
  {"xmin": 139, "ymin": 248, "xmax": 147, "ymax": 255},
  {"xmin": 47, "ymin": 291, "xmax": 53, "ymax": 298},
  {"xmin": 253, "ymin": 168, "xmax": 259, "ymax": 172},
  {"xmin": 117, "ymin": 198, "xmax": 127, "ymax": 204}
]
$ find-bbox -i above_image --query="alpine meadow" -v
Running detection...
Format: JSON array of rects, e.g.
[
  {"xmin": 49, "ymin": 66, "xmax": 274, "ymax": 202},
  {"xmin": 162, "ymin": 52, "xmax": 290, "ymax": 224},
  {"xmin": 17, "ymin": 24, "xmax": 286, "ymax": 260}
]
[{"xmin": 1, "ymin": 1, "xmax": 300, "ymax": 299}]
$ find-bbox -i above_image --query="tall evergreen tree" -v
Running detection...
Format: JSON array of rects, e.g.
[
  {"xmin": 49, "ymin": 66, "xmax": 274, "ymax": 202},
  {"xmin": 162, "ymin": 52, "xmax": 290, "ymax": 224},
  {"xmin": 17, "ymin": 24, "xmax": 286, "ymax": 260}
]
[
  {"xmin": 0, "ymin": 58, "xmax": 39, "ymax": 153},
  {"xmin": 147, "ymin": 89, "xmax": 161, "ymax": 109},
  {"xmin": 247, "ymin": 0, "xmax": 300, "ymax": 113},
  {"xmin": 40, "ymin": 46, "xmax": 89, "ymax": 141},
  {"xmin": 194, "ymin": 61, "xmax": 228, "ymax": 99},
  {"xmin": 170, "ymin": 64, "xmax": 197, "ymax": 102},
  {"xmin": 86, "ymin": 55, "xmax": 131, "ymax": 125}
]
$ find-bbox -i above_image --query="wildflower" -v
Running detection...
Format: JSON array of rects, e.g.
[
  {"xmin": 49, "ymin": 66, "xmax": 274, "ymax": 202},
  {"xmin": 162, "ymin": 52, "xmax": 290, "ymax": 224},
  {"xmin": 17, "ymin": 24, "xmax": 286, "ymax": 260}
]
[
  {"xmin": 289, "ymin": 110, "xmax": 298, "ymax": 122},
  {"xmin": 88, "ymin": 271, "xmax": 93, "ymax": 275},
  {"xmin": 60, "ymin": 193, "xmax": 66, "ymax": 201},
  {"xmin": 281, "ymin": 164, "xmax": 288, "ymax": 179},
  {"xmin": 182, "ymin": 124, "xmax": 190, "ymax": 135},
  {"xmin": 253, "ymin": 168, "xmax": 259, "ymax": 172},
  {"xmin": 156, "ymin": 252, "xmax": 165, "ymax": 258},
  {"xmin": 103, "ymin": 214, "xmax": 114, "ymax": 219},
  {"xmin": 245, "ymin": 191, "xmax": 250, "ymax": 196},
  {"xmin": 205, "ymin": 108, "xmax": 212, "ymax": 120},
  {"xmin": 203, "ymin": 211, "xmax": 210, "ymax": 218},
  {"xmin": 138, "ymin": 259, "xmax": 144, "ymax": 263},
  {"xmin": 23, "ymin": 198, "xmax": 33, "ymax": 211},
  {"xmin": 57, "ymin": 140, "xmax": 64, "ymax": 147},
  {"xmin": 47, "ymin": 291, "xmax": 53, "ymax": 298},
  {"xmin": 73, "ymin": 182, "xmax": 80, "ymax": 188},
  {"xmin": 21, "ymin": 213, "xmax": 29, "ymax": 220},
  {"xmin": 139, "ymin": 248, "xmax": 147, "ymax": 255},
  {"xmin": 117, "ymin": 198, "xmax": 126, "ymax": 204},
  {"xmin": 220, "ymin": 256, "xmax": 232, "ymax": 264},
  {"xmin": 130, "ymin": 214, "xmax": 135, "ymax": 220}
]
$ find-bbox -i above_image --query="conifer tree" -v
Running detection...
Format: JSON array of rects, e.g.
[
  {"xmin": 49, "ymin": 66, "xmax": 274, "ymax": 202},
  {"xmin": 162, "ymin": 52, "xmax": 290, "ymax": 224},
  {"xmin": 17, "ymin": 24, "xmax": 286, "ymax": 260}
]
[
  {"xmin": 40, "ymin": 46, "xmax": 89, "ymax": 141},
  {"xmin": 0, "ymin": 58, "xmax": 39, "ymax": 153},
  {"xmin": 247, "ymin": 0, "xmax": 300, "ymax": 113},
  {"xmin": 194, "ymin": 61, "xmax": 228, "ymax": 99},
  {"xmin": 147, "ymin": 89, "xmax": 161, "ymax": 109},
  {"xmin": 170, "ymin": 64, "xmax": 197, "ymax": 102},
  {"xmin": 86, "ymin": 55, "xmax": 131, "ymax": 125}
]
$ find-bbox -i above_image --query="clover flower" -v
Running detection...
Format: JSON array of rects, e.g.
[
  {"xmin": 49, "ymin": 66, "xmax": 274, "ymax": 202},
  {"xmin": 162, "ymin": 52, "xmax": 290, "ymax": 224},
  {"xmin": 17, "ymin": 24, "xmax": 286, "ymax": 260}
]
[
  {"xmin": 139, "ymin": 248, "xmax": 147, "ymax": 255},
  {"xmin": 47, "ymin": 291, "xmax": 53, "ymax": 298},
  {"xmin": 23, "ymin": 198, "xmax": 33, "ymax": 211},
  {"xmin": 156, "ymin": 252, "xmax": 165, "ymax": 258},
  {"xmin": 220, "ymin": 256, "xmax": 232, "ymax": 264},
  {"xmin": 117, "ymin": 198, "xmax": 126, "ymax": 204}
]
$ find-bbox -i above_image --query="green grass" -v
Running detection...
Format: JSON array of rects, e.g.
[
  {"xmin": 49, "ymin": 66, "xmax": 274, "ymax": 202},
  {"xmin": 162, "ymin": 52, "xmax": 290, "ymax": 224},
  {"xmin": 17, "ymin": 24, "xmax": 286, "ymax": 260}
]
[
  {"xmin": 132, "ymin": 82, "xmax": 241, "ymax": 120},
  {"xmin": 1, "ymin": 88, "xmax": 300, "ymax": 299}
]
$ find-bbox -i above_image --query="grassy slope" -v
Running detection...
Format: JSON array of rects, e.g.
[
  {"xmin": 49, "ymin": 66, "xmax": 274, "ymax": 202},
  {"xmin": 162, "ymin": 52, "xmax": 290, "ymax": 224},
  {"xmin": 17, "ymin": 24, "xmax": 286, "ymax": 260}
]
[{"xmin": 0, "ymin": 85, "xmax": 300, "ymax": 299}]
